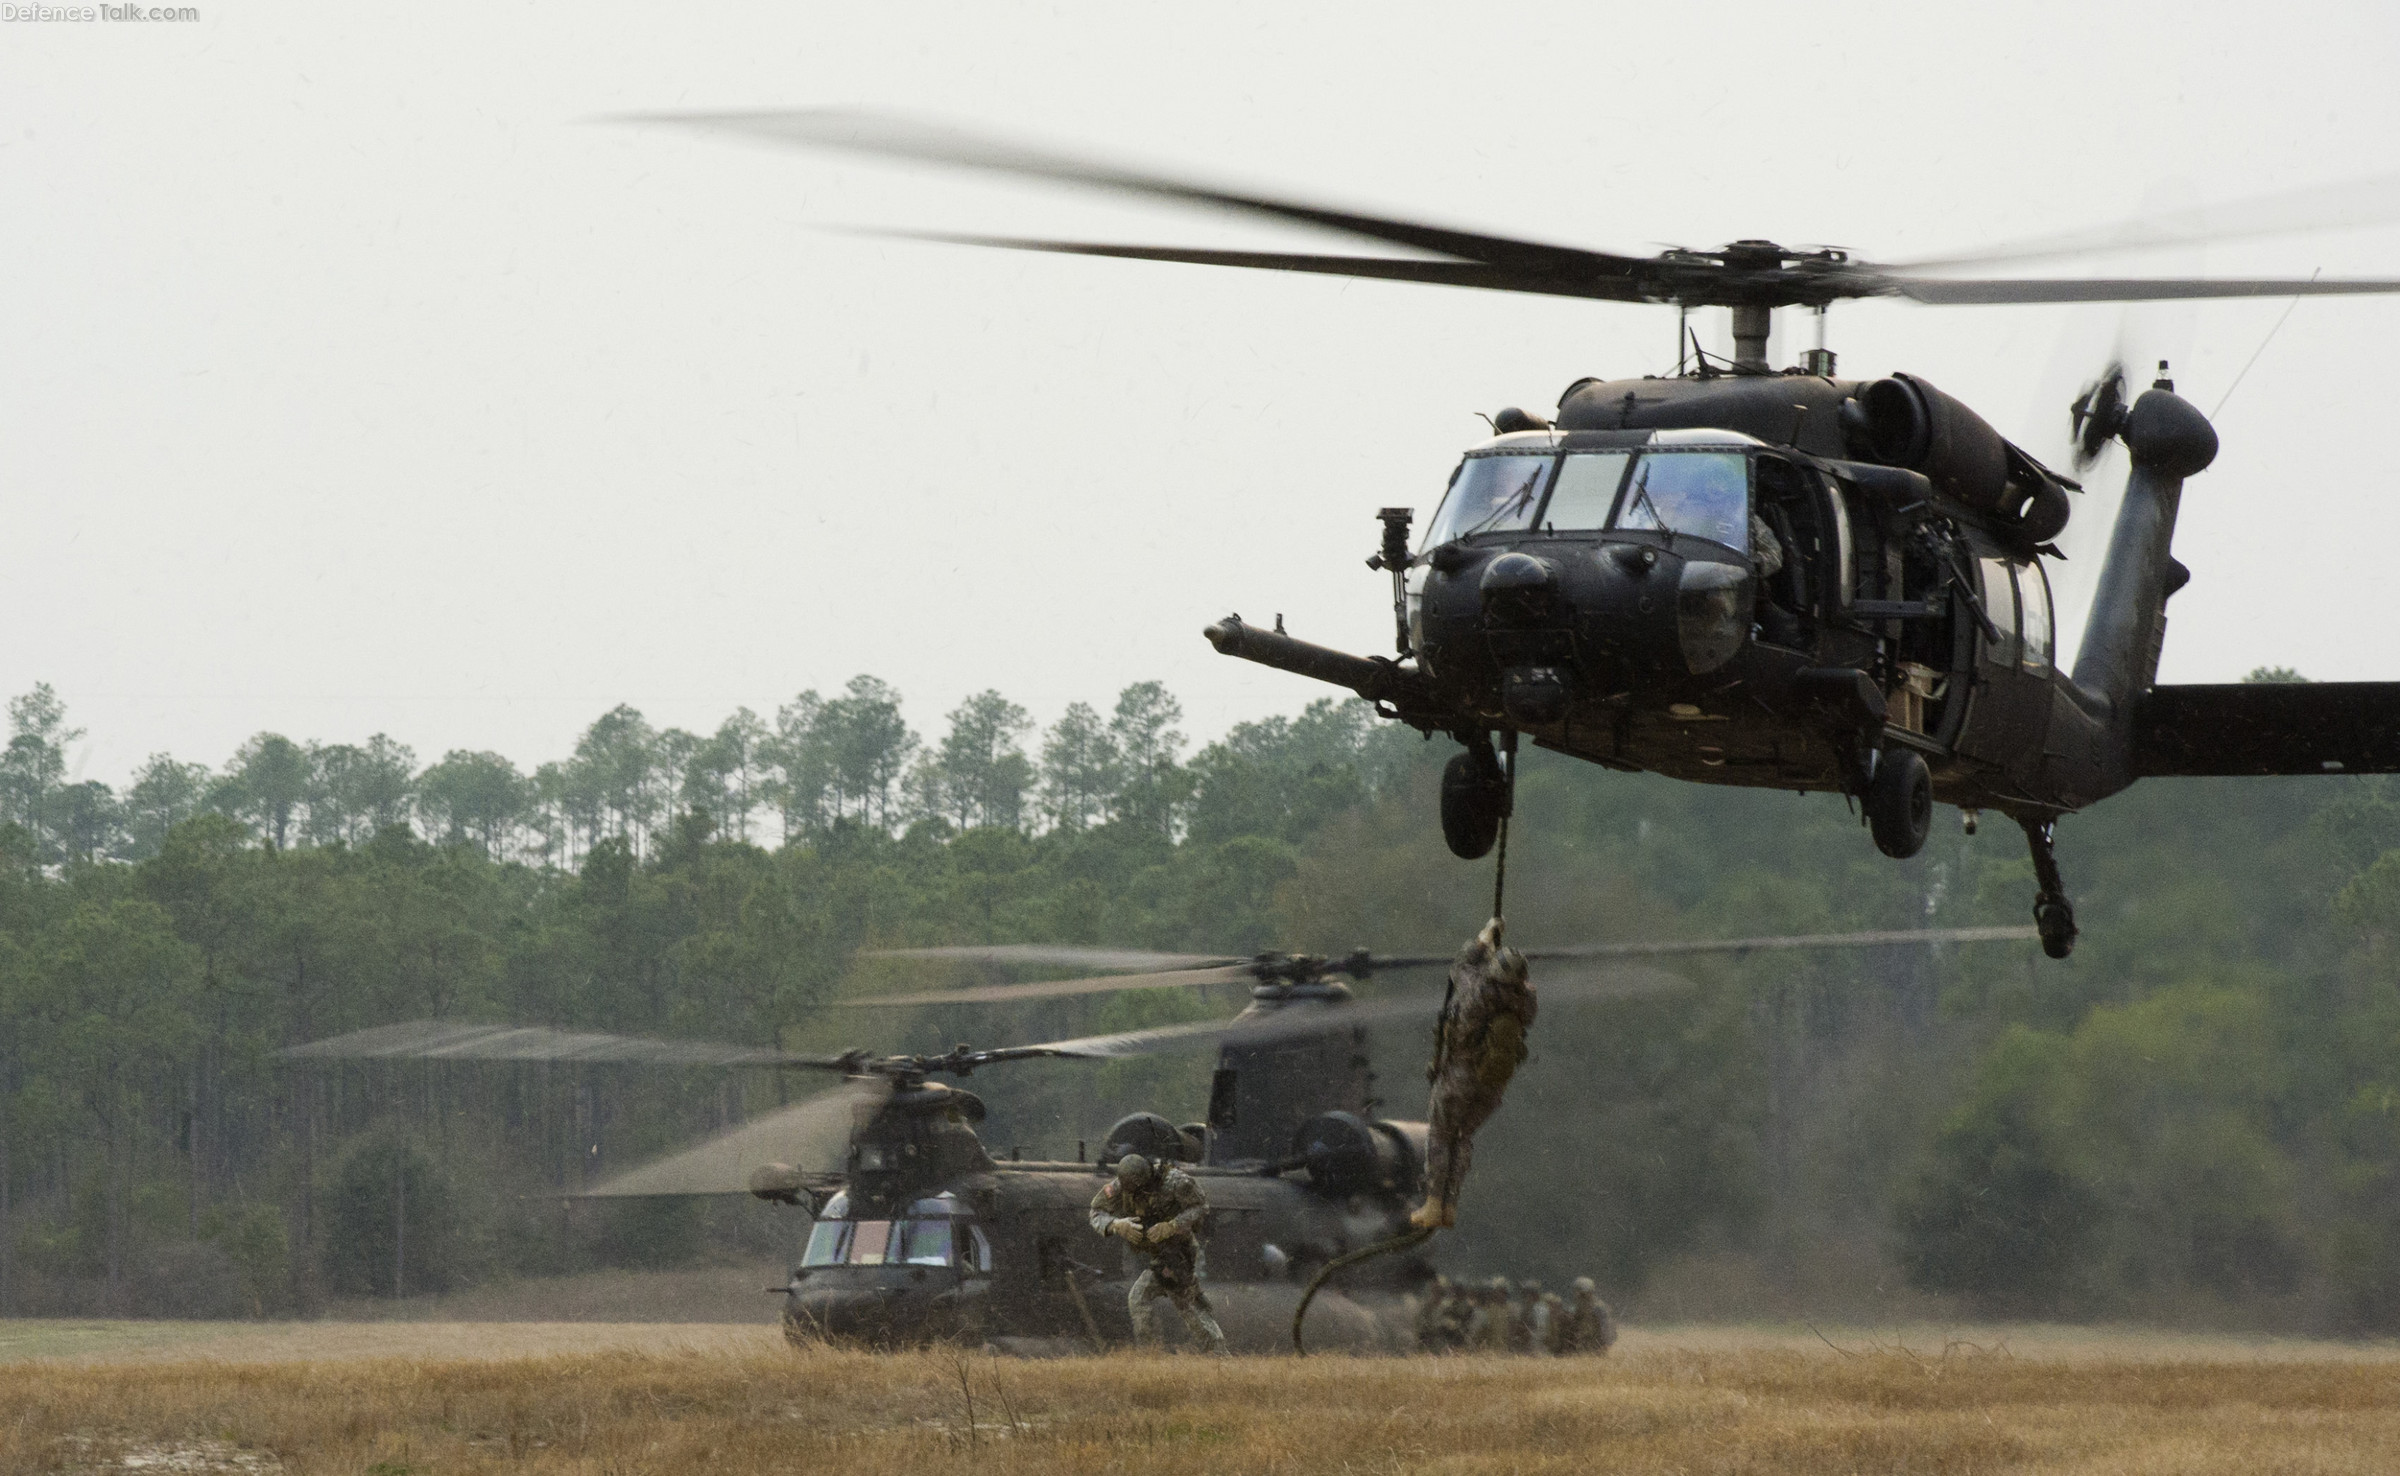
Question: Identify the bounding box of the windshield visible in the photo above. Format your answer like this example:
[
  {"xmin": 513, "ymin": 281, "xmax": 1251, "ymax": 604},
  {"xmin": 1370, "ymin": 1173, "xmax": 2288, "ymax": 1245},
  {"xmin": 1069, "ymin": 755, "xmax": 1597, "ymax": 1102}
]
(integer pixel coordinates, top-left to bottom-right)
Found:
[
  {"xmin": 799, "ymin": 1210, "xmax": 967, "ymax": 1269},
  {"xmin": 1423, "ymin": 454, "xmax": 1553, "ymax": 547},
  {"xmin": 1612, "ymin": 452, "xmax": 1750, "ymax": 551},
  {"xmin": 1539, "ymin": 452, "xmax": 1632, "ymax": 530}
]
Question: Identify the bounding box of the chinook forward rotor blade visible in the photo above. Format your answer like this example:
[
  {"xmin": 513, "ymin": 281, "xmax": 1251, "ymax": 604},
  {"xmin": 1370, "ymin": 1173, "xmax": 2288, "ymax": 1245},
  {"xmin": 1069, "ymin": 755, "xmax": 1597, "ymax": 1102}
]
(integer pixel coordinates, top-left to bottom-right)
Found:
[
  {"xmin": 281, "ymin": 1020, "xmax": 812, "ymax": 1068},
  {"xmin": 862, "ymin": 944, "xmax": 1235, "ymax": 972},
  {"xmin": 630, "ymin": 109, "xmax": 1653, "ymax": 285},
  {"xmin": 1892, "ymin": 169, "xmax": 2400, "ymax": 273},
  {"xmin": 575, "ymin": 1077, "xmax": 890, "ymax": 1198}
]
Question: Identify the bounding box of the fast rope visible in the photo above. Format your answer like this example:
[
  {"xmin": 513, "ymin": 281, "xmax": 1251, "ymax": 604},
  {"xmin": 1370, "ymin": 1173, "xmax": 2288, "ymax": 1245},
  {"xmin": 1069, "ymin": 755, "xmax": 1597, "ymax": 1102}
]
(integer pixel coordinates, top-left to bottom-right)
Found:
[
  {"xmin": 1293, "ymin": 732, "xmax": 1521, "ymax": 1356},
  {"xmin": 1291, "ymin": 1226, "xmax": 1435, "ymax": 1355},
  {"xmin": 1491, "ymin": 731, "xmax": 1517, "ymax": 922}
]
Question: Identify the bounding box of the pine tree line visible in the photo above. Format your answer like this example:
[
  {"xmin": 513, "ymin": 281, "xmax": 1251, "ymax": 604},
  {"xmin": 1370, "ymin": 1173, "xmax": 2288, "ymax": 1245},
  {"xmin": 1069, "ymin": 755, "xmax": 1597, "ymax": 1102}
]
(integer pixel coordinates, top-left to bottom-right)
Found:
[{"xmin": 0, "ymin": 677, "xmax": 1331, "ymax": 871}]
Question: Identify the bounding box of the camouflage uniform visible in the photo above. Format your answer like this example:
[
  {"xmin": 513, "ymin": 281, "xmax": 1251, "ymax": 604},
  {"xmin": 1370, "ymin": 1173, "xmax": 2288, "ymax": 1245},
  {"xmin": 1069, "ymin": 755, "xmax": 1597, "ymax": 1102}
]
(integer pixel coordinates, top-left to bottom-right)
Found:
[
  {"xmin": 1089, "ymin": 1156, "xmax": 1228, "ymax": 1354},
  {"xmin": 1557, "ymin": 1277, "xmax": 1618, "ymax": 1355},
  {"xmin": 1411, "ymin": 918, "xmax": 1537, "ymax": 1229},
  {"xmin": 1413, "ymin": 1275, "xmax": 1456, "ymax": 1353},
  {"xmin": 1535, "ymin": 1288, "xmax": 1568, "ymax": 1356},
  {"xmin": 1516, "ymin": 1280, "xmax": 1556, "ymax": 1355},
  {"xmin": 1467, "ymin": 1277, "xmax": 1514, "ymax": 1352}
]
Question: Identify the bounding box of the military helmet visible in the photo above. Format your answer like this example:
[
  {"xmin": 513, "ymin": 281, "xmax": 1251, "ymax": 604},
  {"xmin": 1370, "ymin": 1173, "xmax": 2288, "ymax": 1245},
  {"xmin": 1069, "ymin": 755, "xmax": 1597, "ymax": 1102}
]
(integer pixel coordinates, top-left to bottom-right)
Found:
[
  {"xmin": 1572, "ymin": 1276, "xmax": 1597, "ymax": 1295},
  {"xmin": 1115, "ymin": 1152, "xmax": 1154, "ymax": 1186}
]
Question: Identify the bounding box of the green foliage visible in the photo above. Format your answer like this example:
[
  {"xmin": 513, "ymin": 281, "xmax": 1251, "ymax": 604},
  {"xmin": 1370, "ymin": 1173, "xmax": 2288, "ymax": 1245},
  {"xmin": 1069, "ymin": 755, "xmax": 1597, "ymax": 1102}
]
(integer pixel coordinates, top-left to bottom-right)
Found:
[
  {"xmin": 321, "ymin": 1133, "xmax": 461, "ymax": 1297},
  {"xmin": 1896, "ymin": 1027, "xmax": 2092, "ymax": 1310}
]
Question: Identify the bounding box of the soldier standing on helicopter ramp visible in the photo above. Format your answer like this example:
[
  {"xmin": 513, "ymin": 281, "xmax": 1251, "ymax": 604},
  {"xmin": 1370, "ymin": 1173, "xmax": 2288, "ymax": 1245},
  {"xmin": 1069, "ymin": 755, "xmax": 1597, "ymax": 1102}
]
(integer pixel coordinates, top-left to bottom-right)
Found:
[
  {"xmin": 1090, "ymin": 1151, "xmax": 1230, "ymax": 1354},
  {"xmin": 1409, "ymin": 917, "xmax": 1537, "ymax": 1230}
]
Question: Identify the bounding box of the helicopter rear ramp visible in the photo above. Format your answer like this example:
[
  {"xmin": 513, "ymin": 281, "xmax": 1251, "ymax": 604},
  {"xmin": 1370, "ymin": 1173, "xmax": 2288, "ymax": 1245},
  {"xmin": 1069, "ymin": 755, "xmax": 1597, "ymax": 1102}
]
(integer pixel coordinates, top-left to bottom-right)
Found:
[{"xmin": 2132, "ymin": 682, "xmax": 2400, "ymax": 776}]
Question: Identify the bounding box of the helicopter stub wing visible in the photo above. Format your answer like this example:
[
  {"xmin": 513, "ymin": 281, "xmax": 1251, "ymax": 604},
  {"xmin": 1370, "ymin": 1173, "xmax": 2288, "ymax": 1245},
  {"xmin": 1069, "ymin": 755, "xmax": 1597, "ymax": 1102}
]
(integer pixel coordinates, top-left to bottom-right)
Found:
[
  {"xmin": 2134, "ymin": 682, "xmax": 2400, "ymax": 777},
  {"xmin": 575, "ymin": 1077, "xmax": 890, "ymax": 1198}
]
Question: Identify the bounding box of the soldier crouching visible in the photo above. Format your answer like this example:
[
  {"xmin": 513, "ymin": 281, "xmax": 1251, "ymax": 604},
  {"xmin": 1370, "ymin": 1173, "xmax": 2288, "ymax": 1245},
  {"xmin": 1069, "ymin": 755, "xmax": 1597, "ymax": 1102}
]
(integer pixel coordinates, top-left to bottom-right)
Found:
[{"xmin": 1090, "ymin": 1151, "xmax": 1229, "ymax": 1355}]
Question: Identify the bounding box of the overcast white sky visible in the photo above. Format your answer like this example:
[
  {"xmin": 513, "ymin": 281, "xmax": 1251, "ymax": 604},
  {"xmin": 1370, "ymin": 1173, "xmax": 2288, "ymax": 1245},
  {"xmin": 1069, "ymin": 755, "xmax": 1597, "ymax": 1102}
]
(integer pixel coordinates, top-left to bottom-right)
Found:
[{"xmin": 7, "ymin": 1, "xmax": 2400, "ymax": 784}]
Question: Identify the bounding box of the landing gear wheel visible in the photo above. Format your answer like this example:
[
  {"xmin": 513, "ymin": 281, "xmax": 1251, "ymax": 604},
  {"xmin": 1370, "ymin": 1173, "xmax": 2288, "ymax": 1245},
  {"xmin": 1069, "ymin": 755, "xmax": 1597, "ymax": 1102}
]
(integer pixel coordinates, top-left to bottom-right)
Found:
[
  {"xmin": 1865, "ymin": 747, "xmax": 1932, "ymax": 859},
  {"xmin": 1440, "ymin": 745, "xmax": 1506, "ymax": 860},
  {"xmin": 2034, "ymin": 895, "xmax": 2078, "ymax": 960}
]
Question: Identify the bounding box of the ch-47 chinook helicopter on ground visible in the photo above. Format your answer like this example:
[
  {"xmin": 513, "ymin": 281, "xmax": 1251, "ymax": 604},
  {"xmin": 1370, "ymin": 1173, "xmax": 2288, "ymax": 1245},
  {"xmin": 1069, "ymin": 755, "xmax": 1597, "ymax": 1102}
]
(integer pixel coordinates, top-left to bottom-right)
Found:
[
  {"xmin": 641, "ymin": 111, "xmax": 2400, "ymax": 961},
  {"xmin": 286, "ymin": 923, "xmax": 2032, "ymax": 1350}
]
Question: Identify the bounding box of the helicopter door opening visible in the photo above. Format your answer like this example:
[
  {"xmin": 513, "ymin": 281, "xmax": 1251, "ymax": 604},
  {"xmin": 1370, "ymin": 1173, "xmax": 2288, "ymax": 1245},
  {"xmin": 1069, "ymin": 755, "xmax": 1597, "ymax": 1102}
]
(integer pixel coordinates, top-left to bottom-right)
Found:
[
  {"xmin": 1752, "ymin": 457, "xmax": 1823, "ymax": 649},
  {"xmin": 1959, "ymin": 555, "xmax": 2052, "ymax": 766}
]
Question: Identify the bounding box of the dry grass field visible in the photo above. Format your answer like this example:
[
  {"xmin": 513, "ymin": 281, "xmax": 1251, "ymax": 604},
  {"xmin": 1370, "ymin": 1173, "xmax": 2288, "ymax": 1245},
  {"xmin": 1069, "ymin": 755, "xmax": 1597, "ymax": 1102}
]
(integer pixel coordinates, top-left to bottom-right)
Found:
[{"xmin": 6, "ymin": 1328, "xmax": 2400, "ymax": 1476}]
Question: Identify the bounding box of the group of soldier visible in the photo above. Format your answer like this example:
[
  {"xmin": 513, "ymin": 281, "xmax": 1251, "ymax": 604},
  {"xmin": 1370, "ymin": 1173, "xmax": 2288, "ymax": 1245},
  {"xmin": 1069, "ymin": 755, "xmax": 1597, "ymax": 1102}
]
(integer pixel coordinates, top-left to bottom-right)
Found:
[{"xmin": 1413, "ymin": 1273, "xmax": 1617, "ymax": 1356}]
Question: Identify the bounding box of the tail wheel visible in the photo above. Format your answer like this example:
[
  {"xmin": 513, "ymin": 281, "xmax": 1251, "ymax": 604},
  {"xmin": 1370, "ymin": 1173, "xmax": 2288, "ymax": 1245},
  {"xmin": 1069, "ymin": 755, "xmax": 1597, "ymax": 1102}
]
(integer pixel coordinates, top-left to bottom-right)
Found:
[
  {"xmin": 1440, "ymin": 746, "xmax": 1505, "ymax": 860},
  {"xmin": 1866, "ymin": 747, "xmax": 1932, "ymax": 859}
]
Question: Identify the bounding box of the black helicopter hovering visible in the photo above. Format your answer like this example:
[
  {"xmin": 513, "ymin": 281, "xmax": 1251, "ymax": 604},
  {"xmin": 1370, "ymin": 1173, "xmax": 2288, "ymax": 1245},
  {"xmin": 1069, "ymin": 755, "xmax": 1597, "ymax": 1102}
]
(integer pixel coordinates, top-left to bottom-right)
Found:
[
  {"xmin": 287, "ymin": 922, "xmax": 2033, "ymax": 1350},
  {"xmin": 641, "ymin": 112, "xmax": 2400, "ymax": 960}
]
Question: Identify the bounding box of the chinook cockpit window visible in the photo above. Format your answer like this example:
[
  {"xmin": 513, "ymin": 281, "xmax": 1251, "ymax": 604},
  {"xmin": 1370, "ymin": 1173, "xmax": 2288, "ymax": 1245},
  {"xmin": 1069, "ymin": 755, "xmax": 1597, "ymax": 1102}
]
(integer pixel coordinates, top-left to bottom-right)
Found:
[
  {"xmin": 1423, "ymin": 454, "xmax": 1554, "ymax": 547},
  {"xmin": 1611, "ymin": 451, "xmax": 1750, "ymax": 552}
]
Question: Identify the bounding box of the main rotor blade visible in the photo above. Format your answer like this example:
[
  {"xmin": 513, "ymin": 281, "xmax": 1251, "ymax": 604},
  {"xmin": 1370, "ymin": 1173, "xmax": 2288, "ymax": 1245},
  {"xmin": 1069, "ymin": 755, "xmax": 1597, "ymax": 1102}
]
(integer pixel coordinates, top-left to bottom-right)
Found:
[
  {"xmin": 1518, "ymin": 923, "xmax": 2040, "ymax": 959},
  {"xmin": 1025, "ymin": 965, "xmax": 1696, "ymax": 1060},
  {"xmin": 282, "ymin": 1020, "xmax": 803, "ymax": 1068},
  {"xmin": 842, "ymin": 964, "xmax": 1254, "ymax": 1008},
  {"xmin": 847, "ymin": 229, "xmax": 1654, "ymax": 302},
  {"xmin": 576, "ymin": 1078, "xmax": 889, "ymax": 1198},
  {"xmin": 628, "ymin": 109, "xmax": 1652, "ymax": 282},
  {"xmin": 861, "ymin": 944, "xmax": 1235, "ymax": 972},
  {"xmin": 1889, "ymin": 275, "xmax": 2400, "ymax": 306},
  {"xmin": 1893, "ymin": 170, "xmax": 2400, "ymax": 272}
]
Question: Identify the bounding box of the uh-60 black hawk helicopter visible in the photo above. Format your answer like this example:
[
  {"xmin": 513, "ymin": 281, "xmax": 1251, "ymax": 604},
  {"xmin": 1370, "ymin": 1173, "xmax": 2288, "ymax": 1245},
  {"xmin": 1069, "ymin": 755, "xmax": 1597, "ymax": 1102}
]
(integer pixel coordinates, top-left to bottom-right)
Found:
[{"xmin": 648, "ymin": 112, "xmax": 2400, "ymax": 960}]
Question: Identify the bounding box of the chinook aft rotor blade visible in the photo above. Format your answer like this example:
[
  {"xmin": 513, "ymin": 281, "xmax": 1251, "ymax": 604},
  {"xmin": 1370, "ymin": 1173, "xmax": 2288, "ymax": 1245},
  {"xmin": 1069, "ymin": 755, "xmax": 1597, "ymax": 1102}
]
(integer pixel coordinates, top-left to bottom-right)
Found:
[
  {"xmin": 631, "ymin": 109, "xmax": 1654, "ymax": 285},
  {"xmin": 575, "ymin": 1077, "xmax": 890, "ymax": 1198},
  {"xmin": 844, "ymin": 964, "xmax": 1255, "ymax": 1008},
  {"xmin": 1519, "ymin": 923, "xmax": 2040, "ymax": 961},
  {"xmin": 1023, "ymin": 965, "xmax": 1697, "ymax": 1060}
]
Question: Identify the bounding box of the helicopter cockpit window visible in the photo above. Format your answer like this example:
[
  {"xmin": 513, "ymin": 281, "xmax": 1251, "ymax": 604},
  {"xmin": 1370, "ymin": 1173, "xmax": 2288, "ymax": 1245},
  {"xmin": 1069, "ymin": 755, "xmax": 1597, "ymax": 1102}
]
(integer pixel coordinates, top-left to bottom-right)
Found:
[
  {"xmin": 847, "ymin": 1220, "xmax": 895, "ymax": 1266},
  {"xmin": 1611, "ymin": 452, "xmax": 1750, "ymax": 551},
  {"xmin": 801, "ymin": 1218, "xmax": 852, "ymax": 1268},
  {"xmin": 898, "ymin": 1217, "xmax": 955, "ymax": 1267},
  {"xmin": 2016, "ymin": 561, "xmax": 2054, "ymax": 673},
  {"xmin": 1537, "ymin": 452, "xmax": 1631, "ymax": 530},
  {"xmin": 1422, "ymin": 454, "xmax": 1554, "ymax": 547}
]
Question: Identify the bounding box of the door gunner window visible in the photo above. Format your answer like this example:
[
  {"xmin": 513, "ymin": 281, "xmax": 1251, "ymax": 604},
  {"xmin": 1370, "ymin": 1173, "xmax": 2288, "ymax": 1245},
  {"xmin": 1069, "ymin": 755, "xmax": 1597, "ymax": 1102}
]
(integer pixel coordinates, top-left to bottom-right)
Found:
[
  {"xmin": 1979, "ymin": 557, "xmax": 2019, "ymax": 665},
  {"xmin": 1422, "ymin": 454, "xmax": 1554, "ymax": 547},
  {"xmin": 2016, "ymin": 561, "xmax": 2054, "ymax": 673},
  {"xmin": 1612, "ymin": 452, "xmax": 1750, "ymax": 551},
  {"xmin": 1539, "ymin": 452, "xmax": 1631, "ymax": 530}
]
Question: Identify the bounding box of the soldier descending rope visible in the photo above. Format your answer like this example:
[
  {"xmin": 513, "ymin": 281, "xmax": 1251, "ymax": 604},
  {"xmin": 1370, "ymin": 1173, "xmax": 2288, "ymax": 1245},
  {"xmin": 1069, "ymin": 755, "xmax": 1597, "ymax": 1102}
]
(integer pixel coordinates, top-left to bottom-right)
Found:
[{"xmin": 1409, "ymin": 916, "xmax": 1537, "ymax": 1230}]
